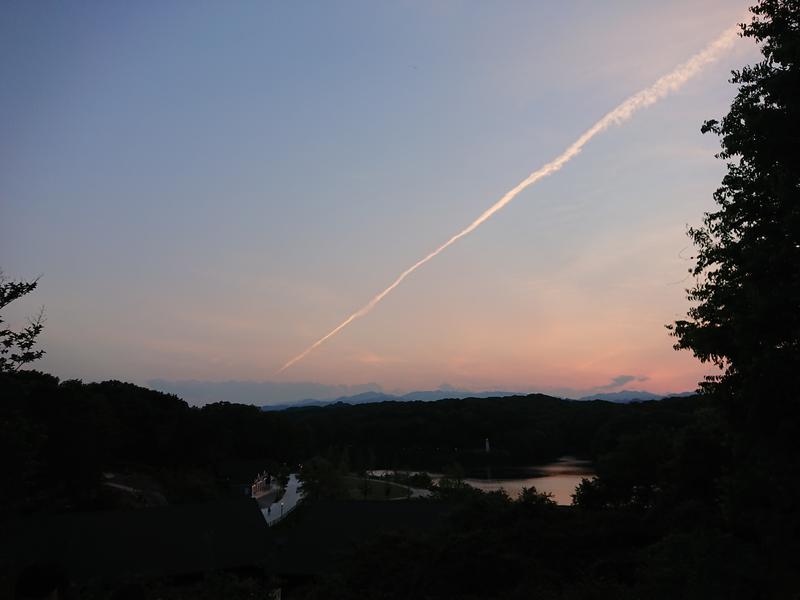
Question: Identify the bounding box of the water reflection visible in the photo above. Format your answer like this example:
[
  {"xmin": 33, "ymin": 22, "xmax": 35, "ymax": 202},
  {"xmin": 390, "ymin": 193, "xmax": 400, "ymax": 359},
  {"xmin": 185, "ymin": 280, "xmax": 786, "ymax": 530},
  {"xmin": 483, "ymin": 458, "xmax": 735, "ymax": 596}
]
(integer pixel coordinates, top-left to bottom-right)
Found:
[
  {"xmin": 456, "ymin": 456, "xmax": 594, "ymax": 504},
  {"xmin": 374, "ymin": 457, "xmax": 595, "ymax": 506},
  {"xmin": 461, "ymin": 456, "xmax": 595, "ymax": 505}
]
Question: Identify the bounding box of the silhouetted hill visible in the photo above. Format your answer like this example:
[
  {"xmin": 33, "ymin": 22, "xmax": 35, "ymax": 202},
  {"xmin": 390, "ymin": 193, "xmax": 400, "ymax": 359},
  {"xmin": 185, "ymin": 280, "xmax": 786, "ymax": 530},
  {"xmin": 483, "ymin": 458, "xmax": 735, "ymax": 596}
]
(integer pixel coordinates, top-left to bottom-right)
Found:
[
  {"xmin": 401, "ymin": 389, "xmax": 520, "ymax": 402},
  {"xmin": 578, "ymin": 389, "xmax": 694, "ymax": 403},
  {"xmin": 147, "ymin": 379, "xmax": 383, "ymax": 407},
  {"xmin": 261, "ymin": 389, "xmax": 522, "ymax": 411}
]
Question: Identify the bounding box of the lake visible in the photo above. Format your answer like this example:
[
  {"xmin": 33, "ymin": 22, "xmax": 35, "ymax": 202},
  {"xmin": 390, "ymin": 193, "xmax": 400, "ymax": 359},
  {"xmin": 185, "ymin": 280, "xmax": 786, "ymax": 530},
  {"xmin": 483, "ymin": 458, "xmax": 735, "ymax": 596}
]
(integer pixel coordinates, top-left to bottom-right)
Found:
[
  {"xmin": 458, "ymin": 456, "xmax": 595, "ymax": 505},
  {"xmin": 373, "ymin": 456, "xmax": 595, "ymax": 505}
]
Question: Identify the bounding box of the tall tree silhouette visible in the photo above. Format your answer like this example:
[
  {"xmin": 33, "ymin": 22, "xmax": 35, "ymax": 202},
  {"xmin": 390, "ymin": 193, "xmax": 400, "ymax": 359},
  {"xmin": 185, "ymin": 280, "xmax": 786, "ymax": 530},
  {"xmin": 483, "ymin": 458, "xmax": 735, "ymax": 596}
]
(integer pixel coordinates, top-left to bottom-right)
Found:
[
  {"xmin": 0, "ymin": 271, "xmax": 45, "ymax": 372},
  {"xmin": 670, "ymin": 1, "xmax": 800, "ymax": 436}
]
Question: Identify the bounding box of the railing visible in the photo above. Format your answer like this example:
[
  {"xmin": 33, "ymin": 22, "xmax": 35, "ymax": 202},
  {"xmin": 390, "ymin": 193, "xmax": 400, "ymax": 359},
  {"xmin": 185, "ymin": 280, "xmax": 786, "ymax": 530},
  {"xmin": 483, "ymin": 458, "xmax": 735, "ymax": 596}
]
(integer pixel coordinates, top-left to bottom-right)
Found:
[{"xmin": 261, "ymin": 474, "xmax": 303, "ymax": 526}]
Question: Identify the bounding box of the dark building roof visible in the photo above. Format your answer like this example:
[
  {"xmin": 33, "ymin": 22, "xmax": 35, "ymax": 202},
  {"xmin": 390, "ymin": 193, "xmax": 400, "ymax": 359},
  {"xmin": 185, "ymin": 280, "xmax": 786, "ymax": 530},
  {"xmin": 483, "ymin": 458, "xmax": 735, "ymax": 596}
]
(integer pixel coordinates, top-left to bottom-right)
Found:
[{"xmin": 1, "ymin": 497, "xmax": 271, "ymax": 583}]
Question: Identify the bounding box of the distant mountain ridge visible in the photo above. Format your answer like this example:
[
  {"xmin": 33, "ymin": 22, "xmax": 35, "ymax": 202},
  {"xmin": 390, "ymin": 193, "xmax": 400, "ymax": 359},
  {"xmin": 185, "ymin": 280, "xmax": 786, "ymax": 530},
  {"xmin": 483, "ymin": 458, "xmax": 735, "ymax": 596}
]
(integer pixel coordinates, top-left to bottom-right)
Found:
[
  {"xmin": 578, "ymin": 390, "xmax": 695, "ymax": 403},
  {"xmin": 260, "ymin": 388, "xmax": 694, "ymax": 411},
  {"xmin": 149, "ymin": 379, "xmax": 693, "ymax": 409},
  {"xmin": 260, "ymin": 389, "xmax": 521, "ymax": 411}
]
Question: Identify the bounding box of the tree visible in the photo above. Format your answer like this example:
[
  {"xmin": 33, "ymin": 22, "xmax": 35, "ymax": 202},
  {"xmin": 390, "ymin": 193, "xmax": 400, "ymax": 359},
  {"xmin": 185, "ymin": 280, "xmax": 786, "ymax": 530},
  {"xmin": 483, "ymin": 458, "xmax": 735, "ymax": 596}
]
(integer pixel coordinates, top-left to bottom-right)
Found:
[
  {"xmin": 670, "ymin": 1, "xmax": 800, "ymax": 435},
  {"xmin": 517, "ymin": 485, "xmax": 555, "ymax": 508},
  {"xmin": 0, "ymin": 271, "xmax": 45, "ymax": 372},
  {"xmin": 298, "ymin": 456, "xmax": 348, "ymax": 501}
]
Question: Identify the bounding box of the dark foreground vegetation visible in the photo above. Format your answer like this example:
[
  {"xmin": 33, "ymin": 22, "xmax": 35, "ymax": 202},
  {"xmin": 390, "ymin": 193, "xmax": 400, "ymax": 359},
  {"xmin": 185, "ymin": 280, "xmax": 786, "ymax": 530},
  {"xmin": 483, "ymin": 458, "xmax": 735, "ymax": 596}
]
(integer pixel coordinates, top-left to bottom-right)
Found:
[
  {"xmin": 2, "ymin": 371, "xmax": 780, "ymax": 598},
  {"xmin": 1, "ymin": 1, "xmax": 798, "ymax": 597},
  {"xmin": 0, "ymin": 369, "xmax": 705, "ymax": 514},
  {"xmin": 1, "ymin": 370, "xmax": 795, "ymax": 598}
]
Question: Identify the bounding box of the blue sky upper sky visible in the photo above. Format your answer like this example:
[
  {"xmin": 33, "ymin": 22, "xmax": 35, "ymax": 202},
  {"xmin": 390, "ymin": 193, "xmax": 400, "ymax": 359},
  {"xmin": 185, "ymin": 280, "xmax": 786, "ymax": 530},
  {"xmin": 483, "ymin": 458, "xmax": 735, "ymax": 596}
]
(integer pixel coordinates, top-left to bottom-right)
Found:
[{"xmin": 1, "ymin": 2, "xmax": 758, "ymax": 402}]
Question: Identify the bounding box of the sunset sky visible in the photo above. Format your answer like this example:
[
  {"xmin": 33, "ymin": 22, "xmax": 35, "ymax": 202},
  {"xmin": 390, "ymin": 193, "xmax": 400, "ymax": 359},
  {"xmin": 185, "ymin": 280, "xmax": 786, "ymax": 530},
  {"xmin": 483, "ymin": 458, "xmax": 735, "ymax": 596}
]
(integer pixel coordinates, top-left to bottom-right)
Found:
[{"xmin": 1, "ymin": 2, "xmax": 759, "ymax": 403}]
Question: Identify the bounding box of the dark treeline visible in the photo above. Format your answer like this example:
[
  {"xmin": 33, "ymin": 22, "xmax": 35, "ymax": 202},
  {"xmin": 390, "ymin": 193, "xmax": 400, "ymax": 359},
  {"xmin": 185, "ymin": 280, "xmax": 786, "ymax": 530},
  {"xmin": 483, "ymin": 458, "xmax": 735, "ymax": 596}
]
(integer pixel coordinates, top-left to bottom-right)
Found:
[
  {"xmin": 3, "ymin": 367, "xmax": 793, "ymax": 597},
  {"xmin": 0, "ymin": 369, "xmax": 702, "ymax": 515},
  {"xmin": 279, "ymin": 392, "xmax": 702, "ymax": 472},
  {"xmin": 1, "ymin": 371, "xmax": 290, "ymax": 514}
]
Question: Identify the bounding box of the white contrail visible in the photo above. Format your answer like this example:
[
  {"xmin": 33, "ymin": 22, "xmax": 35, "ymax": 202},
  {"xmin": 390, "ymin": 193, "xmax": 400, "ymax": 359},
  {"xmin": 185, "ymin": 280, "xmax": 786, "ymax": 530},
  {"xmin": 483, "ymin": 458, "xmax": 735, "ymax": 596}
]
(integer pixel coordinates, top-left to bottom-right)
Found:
[{"xmin": 278, "ymin": 23, "xmax": 741, "ymax": 373}]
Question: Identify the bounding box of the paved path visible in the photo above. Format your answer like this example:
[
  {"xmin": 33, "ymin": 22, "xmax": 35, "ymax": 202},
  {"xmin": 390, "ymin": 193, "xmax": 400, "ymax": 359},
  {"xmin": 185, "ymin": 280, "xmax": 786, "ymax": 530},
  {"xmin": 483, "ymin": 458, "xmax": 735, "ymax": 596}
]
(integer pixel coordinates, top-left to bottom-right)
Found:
[
  {"xmin": 369, "ymin": 478, "xmax": 432, "ymax": 499},
  {"xmin": 260, "ymin": 474, "xmax": 302, "ymax": 525},
  {"xmin": 346, "ymin": 476, "xmax": 433, "ymax": 500},
  {"xmin": 405, "ymin": 484, "xmax": 432, "ymax": 499},
  {"xmin": 254, "ymin": 484, "xmax": 281, "ymax": 508}
]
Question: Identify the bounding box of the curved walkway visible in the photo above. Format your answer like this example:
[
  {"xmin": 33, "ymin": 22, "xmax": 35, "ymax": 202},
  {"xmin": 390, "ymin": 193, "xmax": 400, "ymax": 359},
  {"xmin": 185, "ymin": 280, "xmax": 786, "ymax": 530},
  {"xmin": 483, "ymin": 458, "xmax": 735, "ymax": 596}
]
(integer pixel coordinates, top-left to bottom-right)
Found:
[
  {"xmin": 260, "ymin": 474, "xmax": 302, "ymax": 526},
  {"xmin": 364, "ymin": 477, "xmax": 432, "ymax": 499}
]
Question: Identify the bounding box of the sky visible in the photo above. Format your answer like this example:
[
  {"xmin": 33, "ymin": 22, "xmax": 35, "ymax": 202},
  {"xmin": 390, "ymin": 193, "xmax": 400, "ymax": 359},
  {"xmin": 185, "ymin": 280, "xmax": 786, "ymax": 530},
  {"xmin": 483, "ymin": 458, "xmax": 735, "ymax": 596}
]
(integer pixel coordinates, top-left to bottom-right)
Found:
[{"xmin": 1, "ymin": 2, "xmax": 759, "ymax": 404}]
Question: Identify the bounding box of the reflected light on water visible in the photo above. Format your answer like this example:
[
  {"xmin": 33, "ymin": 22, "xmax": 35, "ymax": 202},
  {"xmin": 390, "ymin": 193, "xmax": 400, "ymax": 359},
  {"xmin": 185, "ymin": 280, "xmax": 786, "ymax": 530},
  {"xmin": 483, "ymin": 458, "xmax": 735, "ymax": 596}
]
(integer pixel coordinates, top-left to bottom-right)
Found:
[
  {"xmin": 461, "ymin": 457, "xmax": 596, "ymax": 505},
  {"xmin": 374, "ymin": 457, "xmax": 596, "ymax": 506}
]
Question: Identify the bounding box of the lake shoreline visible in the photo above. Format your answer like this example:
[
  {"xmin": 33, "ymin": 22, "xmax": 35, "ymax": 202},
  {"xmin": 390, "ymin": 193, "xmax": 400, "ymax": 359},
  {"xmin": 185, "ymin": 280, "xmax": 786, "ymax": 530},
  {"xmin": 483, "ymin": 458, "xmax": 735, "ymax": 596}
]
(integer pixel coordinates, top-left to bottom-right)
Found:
[{"xmin": 372, "ymin": 456, "xmax": 596, "ymax": 505}]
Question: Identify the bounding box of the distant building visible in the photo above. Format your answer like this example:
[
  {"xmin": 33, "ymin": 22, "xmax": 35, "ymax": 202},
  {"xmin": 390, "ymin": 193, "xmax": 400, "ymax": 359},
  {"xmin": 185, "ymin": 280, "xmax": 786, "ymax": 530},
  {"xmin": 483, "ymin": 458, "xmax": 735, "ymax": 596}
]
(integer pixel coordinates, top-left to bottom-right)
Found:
[{"xmin": 251, "ymin": 472, "xmax": 271, "ymax": 498}]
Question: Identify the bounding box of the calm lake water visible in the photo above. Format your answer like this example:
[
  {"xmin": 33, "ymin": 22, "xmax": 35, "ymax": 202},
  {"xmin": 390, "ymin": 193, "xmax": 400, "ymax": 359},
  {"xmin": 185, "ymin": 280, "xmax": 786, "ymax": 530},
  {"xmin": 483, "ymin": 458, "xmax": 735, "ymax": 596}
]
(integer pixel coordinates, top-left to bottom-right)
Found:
[
  {"xmin": 374, "ymin": 456, "xmax": 595, "ymax": 505},
  {"xmin": 458, "ymin": 457, "xmax": 595, "ymax": 505}
]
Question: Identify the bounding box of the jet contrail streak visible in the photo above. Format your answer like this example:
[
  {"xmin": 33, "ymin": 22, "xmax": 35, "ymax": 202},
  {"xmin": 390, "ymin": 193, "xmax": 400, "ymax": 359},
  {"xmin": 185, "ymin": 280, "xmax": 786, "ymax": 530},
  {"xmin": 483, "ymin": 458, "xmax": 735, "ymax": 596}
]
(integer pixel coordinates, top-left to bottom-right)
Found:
[{"xmin": 278, "ymin": 23, "xmax": 741, "ymax": 373}]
